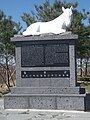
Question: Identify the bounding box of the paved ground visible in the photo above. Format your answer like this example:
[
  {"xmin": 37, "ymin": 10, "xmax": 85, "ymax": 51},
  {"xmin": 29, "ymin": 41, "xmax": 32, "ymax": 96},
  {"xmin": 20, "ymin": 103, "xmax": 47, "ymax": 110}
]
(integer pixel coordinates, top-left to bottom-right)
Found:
[{"xmin": 0, "ymin": 98, "xmax": 90, "ymax": 120}]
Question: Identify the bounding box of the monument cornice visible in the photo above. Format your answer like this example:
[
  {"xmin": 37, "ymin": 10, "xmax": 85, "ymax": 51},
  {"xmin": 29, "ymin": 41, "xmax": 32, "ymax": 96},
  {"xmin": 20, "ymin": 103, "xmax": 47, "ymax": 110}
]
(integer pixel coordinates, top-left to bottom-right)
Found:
[{"xmin": 11, "ymin": 32, "xmax": 78, "ymax": 42}]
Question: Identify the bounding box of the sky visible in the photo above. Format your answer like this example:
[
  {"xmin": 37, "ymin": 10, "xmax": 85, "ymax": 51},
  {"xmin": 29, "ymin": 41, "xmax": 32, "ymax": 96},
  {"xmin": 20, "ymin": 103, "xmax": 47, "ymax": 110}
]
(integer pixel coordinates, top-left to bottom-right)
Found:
[{"xmin": 0, "ymin": 0, "xmax": 90, "ymax": 31}]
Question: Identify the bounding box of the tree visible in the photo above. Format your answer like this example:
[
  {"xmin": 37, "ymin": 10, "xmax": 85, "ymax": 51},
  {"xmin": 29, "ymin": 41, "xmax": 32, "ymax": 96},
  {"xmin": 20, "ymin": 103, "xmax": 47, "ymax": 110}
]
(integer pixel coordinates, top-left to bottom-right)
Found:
[
  {"xmin": 21, "ymin": 13, "xmax": 36, "ymax": 27},
  {"xmin": 71, "ymin": 9, "xmax": 90, "ymax": 76},
  {"xmin": 21, "ymin": 0, "xmax": 78, "ymax": 26},
  {"xmin": 0, "ymin": 10, "xmax": 22, "ymax": 90}
]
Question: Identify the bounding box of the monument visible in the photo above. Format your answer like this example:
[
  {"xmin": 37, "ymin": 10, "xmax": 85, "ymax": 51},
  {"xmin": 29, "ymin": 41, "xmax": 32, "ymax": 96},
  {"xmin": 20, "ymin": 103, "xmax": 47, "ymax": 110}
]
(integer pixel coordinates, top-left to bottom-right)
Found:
[{"xmin": 4, "ymin": 7, "xmax": 90, "ymax": 110}]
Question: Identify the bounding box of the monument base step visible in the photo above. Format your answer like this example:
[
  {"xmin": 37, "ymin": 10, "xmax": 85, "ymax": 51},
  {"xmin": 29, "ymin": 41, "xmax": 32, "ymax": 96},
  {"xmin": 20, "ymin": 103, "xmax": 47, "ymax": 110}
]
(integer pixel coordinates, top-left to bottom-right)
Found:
[
  {"xmin": 4, "ymin": 93, "xmax": 87, "ymax": 110},
  {"xmin": 11, "ymin": 87, "xmax": 85, "ymax": 94}
]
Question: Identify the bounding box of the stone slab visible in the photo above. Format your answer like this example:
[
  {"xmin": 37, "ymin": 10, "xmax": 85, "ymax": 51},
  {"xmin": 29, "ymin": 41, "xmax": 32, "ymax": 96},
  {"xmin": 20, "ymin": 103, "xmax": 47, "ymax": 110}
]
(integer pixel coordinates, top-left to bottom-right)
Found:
[
  {"xmin": 11, "ymin": 87, "xmax": 85, "ymax": 94},
  {"xmin": 57, "ymin": 96, "xmax": 85, "ymax": 110},
  {"xmin": 4, "ymin": 93, "xmax": 87, "ymax": 110},
  {"xmin": 4, "ymin": 95, "xmax": 29, "ymax": 109},
  {"xmin": 11, "ymin": 33, "xmax": 78, "ymax": 42},
  {"xmin": 20, "ymin": 78, "xmax": 70, "ymax": 87},
  {"xmin": 30, "ymin": 96, "xmax": 56, "ymax": 109}
]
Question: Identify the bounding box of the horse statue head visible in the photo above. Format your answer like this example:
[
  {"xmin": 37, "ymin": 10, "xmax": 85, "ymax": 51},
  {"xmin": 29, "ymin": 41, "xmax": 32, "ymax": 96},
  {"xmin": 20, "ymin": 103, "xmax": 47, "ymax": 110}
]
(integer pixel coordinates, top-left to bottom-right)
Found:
[{"xmin": 62, "ymin": 6, "xmax": 73, "ymax": 28}]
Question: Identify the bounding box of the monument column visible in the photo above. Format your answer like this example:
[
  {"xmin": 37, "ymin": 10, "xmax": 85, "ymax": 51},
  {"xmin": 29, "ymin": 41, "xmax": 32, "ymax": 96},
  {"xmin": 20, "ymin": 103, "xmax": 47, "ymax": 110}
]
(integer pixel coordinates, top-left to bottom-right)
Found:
[
  {"xmin": 69, "ymin": 45, "xmax": 76, "ymax": 87},
  {"xmin": 15, "ymin": 43, "xmax": 22, "ymax": 87}
]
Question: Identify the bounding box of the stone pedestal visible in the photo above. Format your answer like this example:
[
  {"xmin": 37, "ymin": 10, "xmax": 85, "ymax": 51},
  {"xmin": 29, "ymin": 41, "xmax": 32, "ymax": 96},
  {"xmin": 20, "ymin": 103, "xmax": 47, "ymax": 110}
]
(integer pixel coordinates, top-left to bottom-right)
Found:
[{"xmin": 4, "ymin": 33, "xmax": 89, "ymax": 110}]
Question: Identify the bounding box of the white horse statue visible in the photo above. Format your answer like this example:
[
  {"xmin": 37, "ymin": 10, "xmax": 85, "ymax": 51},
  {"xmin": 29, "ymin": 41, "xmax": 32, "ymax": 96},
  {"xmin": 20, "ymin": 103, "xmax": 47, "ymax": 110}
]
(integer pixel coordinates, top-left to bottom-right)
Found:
[{"xmin": 23, "ymin": 6, "xmax": 73, "ymax": 36}]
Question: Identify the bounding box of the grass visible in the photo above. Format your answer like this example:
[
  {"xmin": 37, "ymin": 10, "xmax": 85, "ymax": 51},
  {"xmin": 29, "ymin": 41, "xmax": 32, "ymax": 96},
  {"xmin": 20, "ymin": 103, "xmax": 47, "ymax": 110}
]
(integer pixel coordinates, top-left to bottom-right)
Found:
[
  {"xmin": 77, "ymin": 75, "xmax": 90, "ymax": 93},
  {"xmin": 0, "ymin": 84, "xmax": 9, "ymax": 97},
  {"xmin": 80, "ymin": 82, "xmax": 90, "ymax": 93}
]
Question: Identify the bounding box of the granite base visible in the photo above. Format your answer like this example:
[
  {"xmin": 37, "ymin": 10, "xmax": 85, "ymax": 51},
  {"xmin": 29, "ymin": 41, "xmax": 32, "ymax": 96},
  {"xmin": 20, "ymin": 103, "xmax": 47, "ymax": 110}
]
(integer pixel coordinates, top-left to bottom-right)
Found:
[{"xmin": 4, "ymin": 93, "xmax": 87, "ymax": 110}]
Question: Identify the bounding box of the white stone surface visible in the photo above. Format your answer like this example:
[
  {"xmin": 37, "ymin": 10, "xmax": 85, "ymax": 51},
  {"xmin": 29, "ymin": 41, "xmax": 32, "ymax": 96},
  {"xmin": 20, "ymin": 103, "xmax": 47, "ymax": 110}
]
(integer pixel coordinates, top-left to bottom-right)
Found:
[
  {"xmin": 0, "ymin": 98, "xmax": 90, "ymax": 120},
  {"xmin": 23, "ymin": 6, "xmax": 73, "ymax": 36}
]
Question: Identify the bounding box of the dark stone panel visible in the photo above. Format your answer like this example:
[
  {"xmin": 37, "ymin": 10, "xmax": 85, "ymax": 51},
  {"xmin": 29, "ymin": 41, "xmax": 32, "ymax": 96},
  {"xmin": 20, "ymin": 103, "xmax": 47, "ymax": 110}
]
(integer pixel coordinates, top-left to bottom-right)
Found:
[
  {"xmin": 21, "ymin": 70, "xmax": 70, "ymax": 78},
  {"xmin": 45, "ymin": 44, "xmax": 69, "ymax": 66},
  {"xmin": 21, "ymin": 43, "xmax": 69, "ymax": 67},
  {"xmin": 21, "ymin": 45, "xmax": 44, "ymax": 67}
]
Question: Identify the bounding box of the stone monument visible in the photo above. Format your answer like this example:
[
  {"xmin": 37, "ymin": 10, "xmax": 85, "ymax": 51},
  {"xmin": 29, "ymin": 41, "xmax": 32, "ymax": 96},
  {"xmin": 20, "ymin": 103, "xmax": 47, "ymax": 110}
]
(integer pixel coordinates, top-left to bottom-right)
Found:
[
  {"xmin": 4, "ymin": 6, "xmax": 90, "ymax": 110},
  {"xmin": 4, "ymin": 33, "xmax": 90, "ymax": 110}
]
